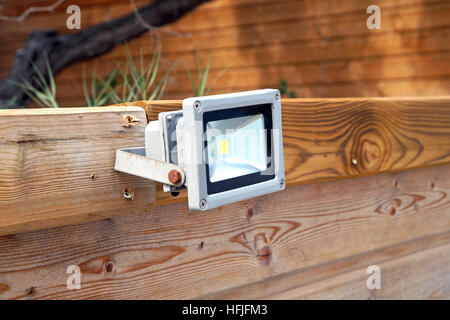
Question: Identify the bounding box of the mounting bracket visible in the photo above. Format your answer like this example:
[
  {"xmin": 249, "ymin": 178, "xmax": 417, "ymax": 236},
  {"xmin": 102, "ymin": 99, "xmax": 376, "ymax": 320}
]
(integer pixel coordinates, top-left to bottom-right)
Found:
[{"xmin": 114, "ymin": 147, "xmax": 185, "ymax": 187}]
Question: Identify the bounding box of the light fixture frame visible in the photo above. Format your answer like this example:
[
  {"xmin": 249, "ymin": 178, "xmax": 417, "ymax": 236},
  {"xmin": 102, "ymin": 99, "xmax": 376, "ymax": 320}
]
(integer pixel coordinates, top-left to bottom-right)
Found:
[{"xmin": 180, "ymin": 89, "xmax": 285, "ymax": 211}]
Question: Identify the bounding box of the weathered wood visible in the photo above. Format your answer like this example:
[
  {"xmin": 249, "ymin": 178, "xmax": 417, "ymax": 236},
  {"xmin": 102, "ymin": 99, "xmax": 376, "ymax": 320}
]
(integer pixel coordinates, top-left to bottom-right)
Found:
[
  {"xmin": 199, "ymin": 231, "xmax": 450, "ymax": 299},
  {"xmin": 0, "ymin": 107, "xmax": 155, "ymax": 236},
  {"xmin": 119, "ymin": 97, "xmax": 450, "ymax": 203},
  {"xmin": 0, "ymin": 97, "xmax": 448, "ymax": 235},
  {"xmin": 0, "ymin": 164, "xmax": 448, "ymax": 299},
  {"xmin": 269, "ymin": 242, "xmax": 450, "ymax": 299}
]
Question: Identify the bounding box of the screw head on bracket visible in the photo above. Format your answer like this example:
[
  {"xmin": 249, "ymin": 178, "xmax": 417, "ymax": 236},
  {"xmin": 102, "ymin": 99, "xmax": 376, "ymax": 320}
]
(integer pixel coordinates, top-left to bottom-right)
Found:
[
  {"xmin": 193, "ymin": 100, "xmax": 201, "ymax": 112},
  {"xmin": 275, "ymin": 92, "xmax": 280, "ymax": 101},
  {"xmin": 199, "ymin": 199, "xmax": 207, "ymax": 210},
  {"xmin": 168, "ymin": 169, "xmax": 181, "ymax": 184}
]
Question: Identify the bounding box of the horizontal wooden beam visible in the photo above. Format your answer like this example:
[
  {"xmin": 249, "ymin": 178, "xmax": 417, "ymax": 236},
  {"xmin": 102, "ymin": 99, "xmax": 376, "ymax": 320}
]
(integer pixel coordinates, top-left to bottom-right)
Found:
[
  {"xmin": 0, "ymin": 97, "xmax": 449, "ymax": 236},
  {"xmin": 0, "ymin": 107, "xmax": 155, "ymax": 236},
  {"xmin": 0, "ymin": 164, "xmax": 448, "ymax": 299},
  {"xmin": 119, "ymin": 97, "xmax": 450, "ymax": 203},
  {"xmin": 148, "ymin": 97, "xmax": 450, "ymax": 183},
  {"xmin": 200, "ymin": 231, "xmax": 450, "ymax": 299}
]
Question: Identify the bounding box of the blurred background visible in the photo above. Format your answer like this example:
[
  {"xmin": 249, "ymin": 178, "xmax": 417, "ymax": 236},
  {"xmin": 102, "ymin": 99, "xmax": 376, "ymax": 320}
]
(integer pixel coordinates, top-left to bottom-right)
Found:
[{"xmin": 0, "ymin": 0, "xmax": 449, "ymax": 108}]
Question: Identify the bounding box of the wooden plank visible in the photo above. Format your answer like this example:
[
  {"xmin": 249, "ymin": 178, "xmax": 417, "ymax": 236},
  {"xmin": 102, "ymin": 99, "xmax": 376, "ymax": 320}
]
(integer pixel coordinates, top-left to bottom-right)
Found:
[
  {"xmin": 198, "ymin": 231, "xmax": 450, "ymax": 299},
  {"xmin": 2, "ymin": 1, "xmax": 449, "ymax": 59},
  {"xmin": 0, "ymin": 107, "xmax": 155, "ymax": 236},
  {"xmin": 0, "ymin": 164, "xmax": 448, "ymax": 299},
  {"xmin": 42, "ymin": 26, "xmax": 450, "ymax": 84},
  {"xmin": 7, "ymin": 96, "xmax": 449, "ymax": 235},
  {"xmin": 55, "ymin": 77, "xmax": 450, "ymax": 107},
  {"xmin": 115, "ymin": 97, "xmax": 450, "ymax": 202},
  {"xmin": 34, "ymin": 28, "xmax": 450, "ymax": 104},
  {"xmin": 1, "ymin": 0, "xmax": 449, "ymax": 69},
  {"xmin": 268, "ymin": 243, "xmax": 450, "ymax": 299},
  {"xmin": 52, "ymin": 51, "xmax": 450, "ymax": 96},
  {"xmin": 0, "ymin": 0, "xmax": 442, "ymax": 36},
  {"xmin": 1, "ymin": 1, "xmax": 449, "ymax": 102}
]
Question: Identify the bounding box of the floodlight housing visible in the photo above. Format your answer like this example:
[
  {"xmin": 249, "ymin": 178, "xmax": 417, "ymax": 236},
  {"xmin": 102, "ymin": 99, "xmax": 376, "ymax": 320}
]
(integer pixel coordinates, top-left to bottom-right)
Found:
[{"xmin": 115, "ymin": 89, "xmax": 285, "ymax": 211}]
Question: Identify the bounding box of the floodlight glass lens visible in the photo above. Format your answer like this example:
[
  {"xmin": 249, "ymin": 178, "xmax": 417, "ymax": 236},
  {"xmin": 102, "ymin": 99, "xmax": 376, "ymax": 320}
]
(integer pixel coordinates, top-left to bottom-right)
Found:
[{"xmin": 206, "ymin": 114, "xmax": 267, "ymax": 182}]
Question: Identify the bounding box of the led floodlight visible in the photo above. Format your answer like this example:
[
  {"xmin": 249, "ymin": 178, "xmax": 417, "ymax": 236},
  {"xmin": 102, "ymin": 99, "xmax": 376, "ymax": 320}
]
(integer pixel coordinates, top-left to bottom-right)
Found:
[{"xmin": 115, "ymin": 89, "xmax": 285, "ymax": 211}]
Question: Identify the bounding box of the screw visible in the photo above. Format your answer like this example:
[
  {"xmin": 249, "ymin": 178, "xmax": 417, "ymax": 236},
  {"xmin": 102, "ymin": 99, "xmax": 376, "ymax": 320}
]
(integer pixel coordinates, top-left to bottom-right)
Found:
[
  {"xmin": 193, "ymin": 100, "xmax": 201, "ymax": 112},
  {"xmin": 279, "ymin": 178, "xmax": 285, "ymax": 189},
  {"xmin": 351, "ymin": 158, "xmax": 358, "ymax": 166},
  {"xmin": 199, "ymin": 199, "xmax": 207, "ymax": 210},
  {"xmin": 122, "ymin": 187, "xmax": 134, "ymax": 200},
  {"xmin": 123, "ymin": 192, "xmax": 133, "ymax": 199},
  {"xmin": 168, "ymin": 169, "xmax": 181, "ymax": 184},
  {"xmin": 275, "ymin": 92, "xmax": 280, "ymax": 100}
]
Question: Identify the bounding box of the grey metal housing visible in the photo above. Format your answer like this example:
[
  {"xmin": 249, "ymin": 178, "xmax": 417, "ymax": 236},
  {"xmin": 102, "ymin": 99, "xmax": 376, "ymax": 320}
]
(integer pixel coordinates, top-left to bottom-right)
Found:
[{"xmin": 180, "ymin": 89, "xmax": 285, "ymax": 211}]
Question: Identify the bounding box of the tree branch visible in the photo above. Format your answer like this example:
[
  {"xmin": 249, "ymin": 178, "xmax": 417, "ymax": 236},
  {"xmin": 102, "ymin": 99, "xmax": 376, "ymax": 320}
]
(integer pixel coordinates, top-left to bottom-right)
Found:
[
  {"xmin": 0, "ymin": 0, "xmax": 65, "ymax": 23},
  {"xmin": 0, "ymin": 0, "xmax": 210, "ymax": 108}
]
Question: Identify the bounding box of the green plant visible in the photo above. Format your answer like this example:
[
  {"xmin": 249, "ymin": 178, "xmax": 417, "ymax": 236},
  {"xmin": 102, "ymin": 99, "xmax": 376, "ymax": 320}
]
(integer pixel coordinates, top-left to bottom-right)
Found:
[
  {"xmin": 184, "ymin": 50, "xmax": 228, "ymax": 96},
  {"xmin": 3, "ymin": 96, "xmax": 24, "ymax": 109},
  {"xmin": 112, "ymin": 43, "xmax": 174, "ymax": 103},
  {"xmin": 279, "ymin": 79, "xmax": 297, "ymax": 98},
  {"xmin": 7, "ymin": 52, "xmax": 59, "ymax": 108},
  {"xmin": 82, "ymin": 61, "xmax": 119, "ymax": 107},
  {"xmin": 83, "ymin": 44, "xmax": 174, "ymax": 106}
]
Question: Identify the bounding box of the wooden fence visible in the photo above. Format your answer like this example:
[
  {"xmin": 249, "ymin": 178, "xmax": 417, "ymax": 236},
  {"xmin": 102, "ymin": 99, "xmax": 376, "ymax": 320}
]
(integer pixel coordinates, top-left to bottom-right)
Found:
[
  {"xmin": 1, "ymin": 0, "xmax": 450, "ymax": 106},
  {"xmin": 0, "ymin": 97, "xmax": 449, "ymax": 299}
]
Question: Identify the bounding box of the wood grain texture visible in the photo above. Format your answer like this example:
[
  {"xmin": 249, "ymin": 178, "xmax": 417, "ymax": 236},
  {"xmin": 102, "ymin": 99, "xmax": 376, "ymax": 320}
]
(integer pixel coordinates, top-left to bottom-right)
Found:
[
  {"xmin": 0, "ymin": 107, "xmax": 155, "ymax": 236},
  {"xmin": 0, "ymin": 164, "xmax": 448, "ymax": 299},
  {"xmin": 119, "ymin": 97, "xmax": 450, "ymax": 203},
  {"xmin": 1, "ymin": 0, "xmax": 450, "ymax": 106},
  {"xmin": 0, "ymin": 96, "xmax": 448, "ymax": 235},
  {"xmin": 53, "ymin": 51, "xmax": 450, "ymax": 94},
  {"xmin": 268, "ymin": 242, "xmax": 450, "ymax": 299},
  {"xmin": 199, "ymin": 231, "xmax": 450, "ymax": 299}
]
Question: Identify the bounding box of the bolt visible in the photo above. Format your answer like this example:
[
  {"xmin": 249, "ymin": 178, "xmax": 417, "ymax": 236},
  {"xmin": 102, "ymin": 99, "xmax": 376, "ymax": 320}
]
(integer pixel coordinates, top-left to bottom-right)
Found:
[
  {"xmin": 168, "ymin": 169, "xmax": 181, "ymax": 184},
  {"xmin": 275, "ymin": 92, "xmax": 280, "ymax": 100},
  {"xmin": 199, "ymin": 199, "xmax": 207, "ymax": 210},
  {"xmin": 193, "ymin": 100, "xmax": 201, "ymax": 111},
  {"xmin": 351, "ymin": 158, "xmax": 358, "ymax": 166},
  {"xmin": 279, "ymin": 178, "xmax": 285, "ymax": 189}
]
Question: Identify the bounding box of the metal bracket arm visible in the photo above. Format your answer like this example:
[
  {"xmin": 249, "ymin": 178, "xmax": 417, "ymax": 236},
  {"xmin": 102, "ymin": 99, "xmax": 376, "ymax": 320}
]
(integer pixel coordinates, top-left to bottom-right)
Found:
[{"xmin": 114, "ymin": 148, "xmax": 185, "ymax": 187}]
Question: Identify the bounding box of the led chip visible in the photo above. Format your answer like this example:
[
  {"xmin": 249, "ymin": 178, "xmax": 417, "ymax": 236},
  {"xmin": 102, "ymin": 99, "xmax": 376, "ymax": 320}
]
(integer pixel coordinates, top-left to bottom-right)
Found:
[{"xmin": 218, "ymin": 139, "xmax": 229, "ymax": 155}]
